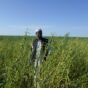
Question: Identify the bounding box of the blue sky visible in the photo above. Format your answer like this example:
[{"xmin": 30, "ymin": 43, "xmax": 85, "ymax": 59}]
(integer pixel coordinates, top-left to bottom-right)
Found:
[{"xmin": 0, "ymin": 0, "xmax": 88, "ymax": 37}]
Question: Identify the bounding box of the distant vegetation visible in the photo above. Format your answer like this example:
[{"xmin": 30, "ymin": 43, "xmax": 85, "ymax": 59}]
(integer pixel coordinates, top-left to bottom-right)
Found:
[{"xmin": 0, "ymin": 35, "xmax": 88, "ymax": 88}]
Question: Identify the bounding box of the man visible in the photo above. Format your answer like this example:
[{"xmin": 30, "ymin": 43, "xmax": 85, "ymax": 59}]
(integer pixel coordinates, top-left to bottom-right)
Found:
[
  {"xmin": 30, "ymin": 29, "xmax": 49, "ymax": 63},
  {"xmin": 30, "ymin": 29, "xmax": 49, "ymax": 88}
]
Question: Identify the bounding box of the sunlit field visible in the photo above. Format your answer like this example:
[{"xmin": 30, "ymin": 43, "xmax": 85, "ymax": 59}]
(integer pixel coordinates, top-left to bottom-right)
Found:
[{"xmin": 0, "ymin": 35, "xmax": 88, "ymax": 88}]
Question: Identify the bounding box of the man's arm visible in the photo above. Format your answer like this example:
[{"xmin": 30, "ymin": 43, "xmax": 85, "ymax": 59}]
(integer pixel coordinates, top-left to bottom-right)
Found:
[{"xmin": 43, "ymin": 38, "xmax": 50, "ymax": 61}]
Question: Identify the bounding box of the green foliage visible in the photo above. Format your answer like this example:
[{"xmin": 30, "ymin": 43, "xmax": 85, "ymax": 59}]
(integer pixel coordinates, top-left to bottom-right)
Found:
[{"xmin": 0, "ymin": 36, "xmax": 88, "ymax": 88}]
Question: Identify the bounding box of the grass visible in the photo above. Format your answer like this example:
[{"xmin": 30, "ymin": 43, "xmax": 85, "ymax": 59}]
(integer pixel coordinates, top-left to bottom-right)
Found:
[{"xmin": 0, "ymin": 35, "xmax": 88, "ymax": 88}]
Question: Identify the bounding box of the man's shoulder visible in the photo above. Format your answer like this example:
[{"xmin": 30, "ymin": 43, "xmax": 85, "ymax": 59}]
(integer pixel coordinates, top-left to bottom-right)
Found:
[
  {"xmin": 32, "ymin": 37, "xmax": 48, "ymax": 43},
  {"xmin": 42, "ymin": 37, "xmax": 48, "ymax": 43}
]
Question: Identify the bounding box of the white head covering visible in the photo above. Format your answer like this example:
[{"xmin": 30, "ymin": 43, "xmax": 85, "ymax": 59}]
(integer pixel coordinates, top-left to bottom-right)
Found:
[{"xmin": 35, "ymin": 29, "xmax": 42, "ymax": 33}]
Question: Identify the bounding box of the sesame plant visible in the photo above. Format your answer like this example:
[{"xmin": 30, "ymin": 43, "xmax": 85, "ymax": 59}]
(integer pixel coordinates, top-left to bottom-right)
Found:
[{"xmin": 0, "ymin": 35, "xmax": 88, "ymax": 88}]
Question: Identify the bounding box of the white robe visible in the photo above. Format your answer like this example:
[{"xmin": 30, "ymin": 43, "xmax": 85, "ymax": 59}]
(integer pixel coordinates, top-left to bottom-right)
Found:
[{"xmin": 34, "ymin": 40, "xmax": 42, "ymax": 88}]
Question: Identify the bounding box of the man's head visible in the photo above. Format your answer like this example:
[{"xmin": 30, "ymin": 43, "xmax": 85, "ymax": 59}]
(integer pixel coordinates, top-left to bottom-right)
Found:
[{"xmin": 35, "ymin": 29, "xmax": 42, "ymax": 40}]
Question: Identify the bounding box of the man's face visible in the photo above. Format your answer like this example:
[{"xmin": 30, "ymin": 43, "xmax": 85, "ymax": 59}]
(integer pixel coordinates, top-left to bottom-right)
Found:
[{"xmin": 36, "ymin": 31, "xmax": 42, "ymax": 39}]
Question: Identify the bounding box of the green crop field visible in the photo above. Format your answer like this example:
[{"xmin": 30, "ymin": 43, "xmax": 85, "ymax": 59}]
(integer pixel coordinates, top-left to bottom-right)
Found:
[{"xmin": 0, "ymin": 35, "xmax": 88, "ymax": 88}]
